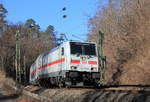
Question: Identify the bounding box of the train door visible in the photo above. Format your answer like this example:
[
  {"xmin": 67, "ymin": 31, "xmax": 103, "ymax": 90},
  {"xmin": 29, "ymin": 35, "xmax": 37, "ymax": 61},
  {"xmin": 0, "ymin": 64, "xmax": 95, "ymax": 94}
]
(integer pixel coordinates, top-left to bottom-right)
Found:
[
  {"xmin": 37, "ymin": 56, "xmax": 42, "ymax": 79},
  {"xmin": 42, "ymin": 53, "xmax": 48, "ymax": 75},
  {"xmin": 60, "ymin": 47, "xmax": 64, "ymax": 72}
]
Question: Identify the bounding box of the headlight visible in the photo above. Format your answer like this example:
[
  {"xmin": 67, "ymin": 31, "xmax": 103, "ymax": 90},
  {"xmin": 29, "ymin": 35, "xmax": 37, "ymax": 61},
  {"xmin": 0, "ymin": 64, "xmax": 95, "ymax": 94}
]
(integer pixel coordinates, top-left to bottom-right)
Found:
[
  {"xmin": 91, "ymin": 67, "xmax": 97, "ymax": 71},
  {"xmin": 71, "ymin": 66, "xmax": 77, "ymax": 70}
]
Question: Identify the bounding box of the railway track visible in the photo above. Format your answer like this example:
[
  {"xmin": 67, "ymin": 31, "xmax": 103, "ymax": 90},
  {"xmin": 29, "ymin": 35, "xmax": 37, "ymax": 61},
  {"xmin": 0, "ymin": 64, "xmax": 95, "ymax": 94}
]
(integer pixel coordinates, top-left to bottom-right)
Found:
[{"xmin": 2, "ymin": 83, "xmax": 150, "ymax": 102}]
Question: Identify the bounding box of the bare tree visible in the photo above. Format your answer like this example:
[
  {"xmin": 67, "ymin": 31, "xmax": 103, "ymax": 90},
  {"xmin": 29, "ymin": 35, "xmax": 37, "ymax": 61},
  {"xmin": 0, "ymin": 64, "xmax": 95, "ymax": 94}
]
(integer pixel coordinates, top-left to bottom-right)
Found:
[
  {"xmin": 0, "ymin": 23, "xmax": 57, "ymax": 82},
  {"xmin": 88, "ymin": 0, "xmax": 150, "ymax": 85}
]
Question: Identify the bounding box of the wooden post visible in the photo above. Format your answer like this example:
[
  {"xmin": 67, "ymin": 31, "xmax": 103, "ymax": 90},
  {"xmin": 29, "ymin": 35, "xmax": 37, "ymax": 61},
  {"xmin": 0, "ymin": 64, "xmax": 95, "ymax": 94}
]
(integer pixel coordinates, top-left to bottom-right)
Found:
[
  {"xmin": 23, "ymin": 56, "xmax": 26, "ymax": 84},
  {"xmin": 98, "ymin": 31, "xmax": 106, "ymax": 85},
  {"xmin": 15, "ymin": 35, "xmax": 18, "ymax": 82},
  {"xmin": 15, "ymin": 30, "xmax": 21, "ymax": 83}
]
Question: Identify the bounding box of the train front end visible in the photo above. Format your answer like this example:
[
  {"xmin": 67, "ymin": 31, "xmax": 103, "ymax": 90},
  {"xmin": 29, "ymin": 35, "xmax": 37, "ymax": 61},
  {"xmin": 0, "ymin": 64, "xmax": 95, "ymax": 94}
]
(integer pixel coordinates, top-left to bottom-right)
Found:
[{"xmin": 66, "ymin": 41, "xmax": 100, "ymax": 86}]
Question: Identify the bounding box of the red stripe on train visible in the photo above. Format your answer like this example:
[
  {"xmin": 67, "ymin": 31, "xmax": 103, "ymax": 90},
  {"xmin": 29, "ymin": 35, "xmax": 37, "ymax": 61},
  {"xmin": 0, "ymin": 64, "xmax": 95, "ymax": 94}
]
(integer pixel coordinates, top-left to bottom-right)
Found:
[
  {"xmin": 71, "ymin": 60, "xmax": 97, "ymax": 65},
  {"xmin": 71, "ymin": 60, "xmax": 80, "ymax": 64},
  {"xmin": 82, "ymin": 61, "xmax": 87, "ymax": 64},
  {"xmin": 30, "ymin": 58, "xmax": 65, "ymax": 74},
  {"xmin": 88, "ymin": 61, "xmax": 97, "ymax": 65}
]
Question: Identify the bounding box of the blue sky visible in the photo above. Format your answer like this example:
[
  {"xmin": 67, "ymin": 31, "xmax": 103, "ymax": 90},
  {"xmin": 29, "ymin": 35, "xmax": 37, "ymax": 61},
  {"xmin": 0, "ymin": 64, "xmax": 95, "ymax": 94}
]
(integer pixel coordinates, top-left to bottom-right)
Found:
[{"xmin": 2, "ymin": 0, "xmax": 107, "ymax": 41}]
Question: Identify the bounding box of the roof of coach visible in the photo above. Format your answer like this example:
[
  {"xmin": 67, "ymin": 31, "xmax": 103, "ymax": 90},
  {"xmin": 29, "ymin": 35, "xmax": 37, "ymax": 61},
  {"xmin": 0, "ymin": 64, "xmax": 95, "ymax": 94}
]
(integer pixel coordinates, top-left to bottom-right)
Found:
[
  {"xmin": 46, "ymin": 47, "xmax": 58, "ymax": 54},
  {"xmin": 68, "ymin": 40, "xmax": 96, "ymax": 44},
  {"xmin": 33, "ymin": 41, "xmax": 97, "ymax": 61},
  {"xmin": 40, "ymin": 44, "xmax": 62, "ymax": 57}
]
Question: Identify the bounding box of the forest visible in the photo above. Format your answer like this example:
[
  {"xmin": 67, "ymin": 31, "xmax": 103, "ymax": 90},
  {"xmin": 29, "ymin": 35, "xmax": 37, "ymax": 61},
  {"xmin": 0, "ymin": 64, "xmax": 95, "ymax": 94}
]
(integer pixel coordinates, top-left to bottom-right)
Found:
[
  {"xmin": 0, "ymin": 4, "xmax": 57, "ymax": 82},
  {"xmin": 88, "ymin": 0, "xmax": 150, "ymax": 85}
]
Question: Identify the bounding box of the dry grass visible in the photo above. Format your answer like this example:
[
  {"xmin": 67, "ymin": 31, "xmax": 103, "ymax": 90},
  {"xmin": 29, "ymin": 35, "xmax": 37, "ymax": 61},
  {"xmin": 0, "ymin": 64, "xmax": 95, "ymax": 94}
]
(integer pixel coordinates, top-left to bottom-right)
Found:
[
  {"xmin": 0, "ymin": 70, "xmax": 6, "ymax": 85},
  {"xmin": 0, "ymin": 70, "xmax": 16, "ymax": 87},
  {"xmin": 119, "ymin": 44, "xmax": 150, "ymax": 85}
]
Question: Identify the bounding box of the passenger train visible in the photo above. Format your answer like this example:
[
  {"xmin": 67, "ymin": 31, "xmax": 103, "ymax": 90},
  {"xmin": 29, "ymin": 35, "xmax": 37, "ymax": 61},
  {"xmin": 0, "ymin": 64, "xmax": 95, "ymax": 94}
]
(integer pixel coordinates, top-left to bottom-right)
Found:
[{"xmin": 29, "ymin": 41, "xmax": 100, "ymax": 87}]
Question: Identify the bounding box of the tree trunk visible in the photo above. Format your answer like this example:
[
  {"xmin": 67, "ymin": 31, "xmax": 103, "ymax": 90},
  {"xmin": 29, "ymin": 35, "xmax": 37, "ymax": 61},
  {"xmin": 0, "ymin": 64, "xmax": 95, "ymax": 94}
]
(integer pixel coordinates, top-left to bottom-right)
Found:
[{"xmin": 0, "ymin": 56, "xmax": 4, "ymax": 71}]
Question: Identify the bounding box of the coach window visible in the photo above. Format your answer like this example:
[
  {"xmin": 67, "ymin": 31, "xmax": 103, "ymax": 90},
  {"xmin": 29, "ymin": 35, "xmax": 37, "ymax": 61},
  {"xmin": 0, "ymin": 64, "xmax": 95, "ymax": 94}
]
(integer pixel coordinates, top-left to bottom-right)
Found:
[{"xmin": 61, "ymin": 47, "xmax": 64, "ymax": 55}]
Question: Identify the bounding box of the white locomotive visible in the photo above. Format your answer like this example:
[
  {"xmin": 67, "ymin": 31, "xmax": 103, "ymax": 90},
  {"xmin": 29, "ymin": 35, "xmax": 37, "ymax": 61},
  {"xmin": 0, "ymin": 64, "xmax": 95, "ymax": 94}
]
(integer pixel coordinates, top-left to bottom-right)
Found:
[{"xmin": 30, "ymin": 41, "xmax": 100, "ymax": 87}]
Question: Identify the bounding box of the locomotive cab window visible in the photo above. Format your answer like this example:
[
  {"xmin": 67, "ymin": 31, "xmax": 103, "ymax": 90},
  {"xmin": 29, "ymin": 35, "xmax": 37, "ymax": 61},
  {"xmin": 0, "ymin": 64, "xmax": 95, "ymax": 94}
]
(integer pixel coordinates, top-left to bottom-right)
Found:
[{"xmin": 70, "ymin": 42, "xmax": 96, "ymax": 56}]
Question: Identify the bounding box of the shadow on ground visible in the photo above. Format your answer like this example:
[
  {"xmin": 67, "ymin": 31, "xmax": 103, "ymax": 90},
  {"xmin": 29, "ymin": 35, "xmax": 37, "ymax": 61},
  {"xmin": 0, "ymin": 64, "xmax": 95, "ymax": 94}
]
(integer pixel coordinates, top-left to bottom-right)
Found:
[
  {"xmin": 0, "ymin": 93, "xmax": 19, "ymax": 101},
  {"xmin": 81, "ymin": 85, "xmax": 150, "ymax": 102},
  {"xmin": 31, "ymin": 88, "xmax": 47, "ymax": 94}
]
